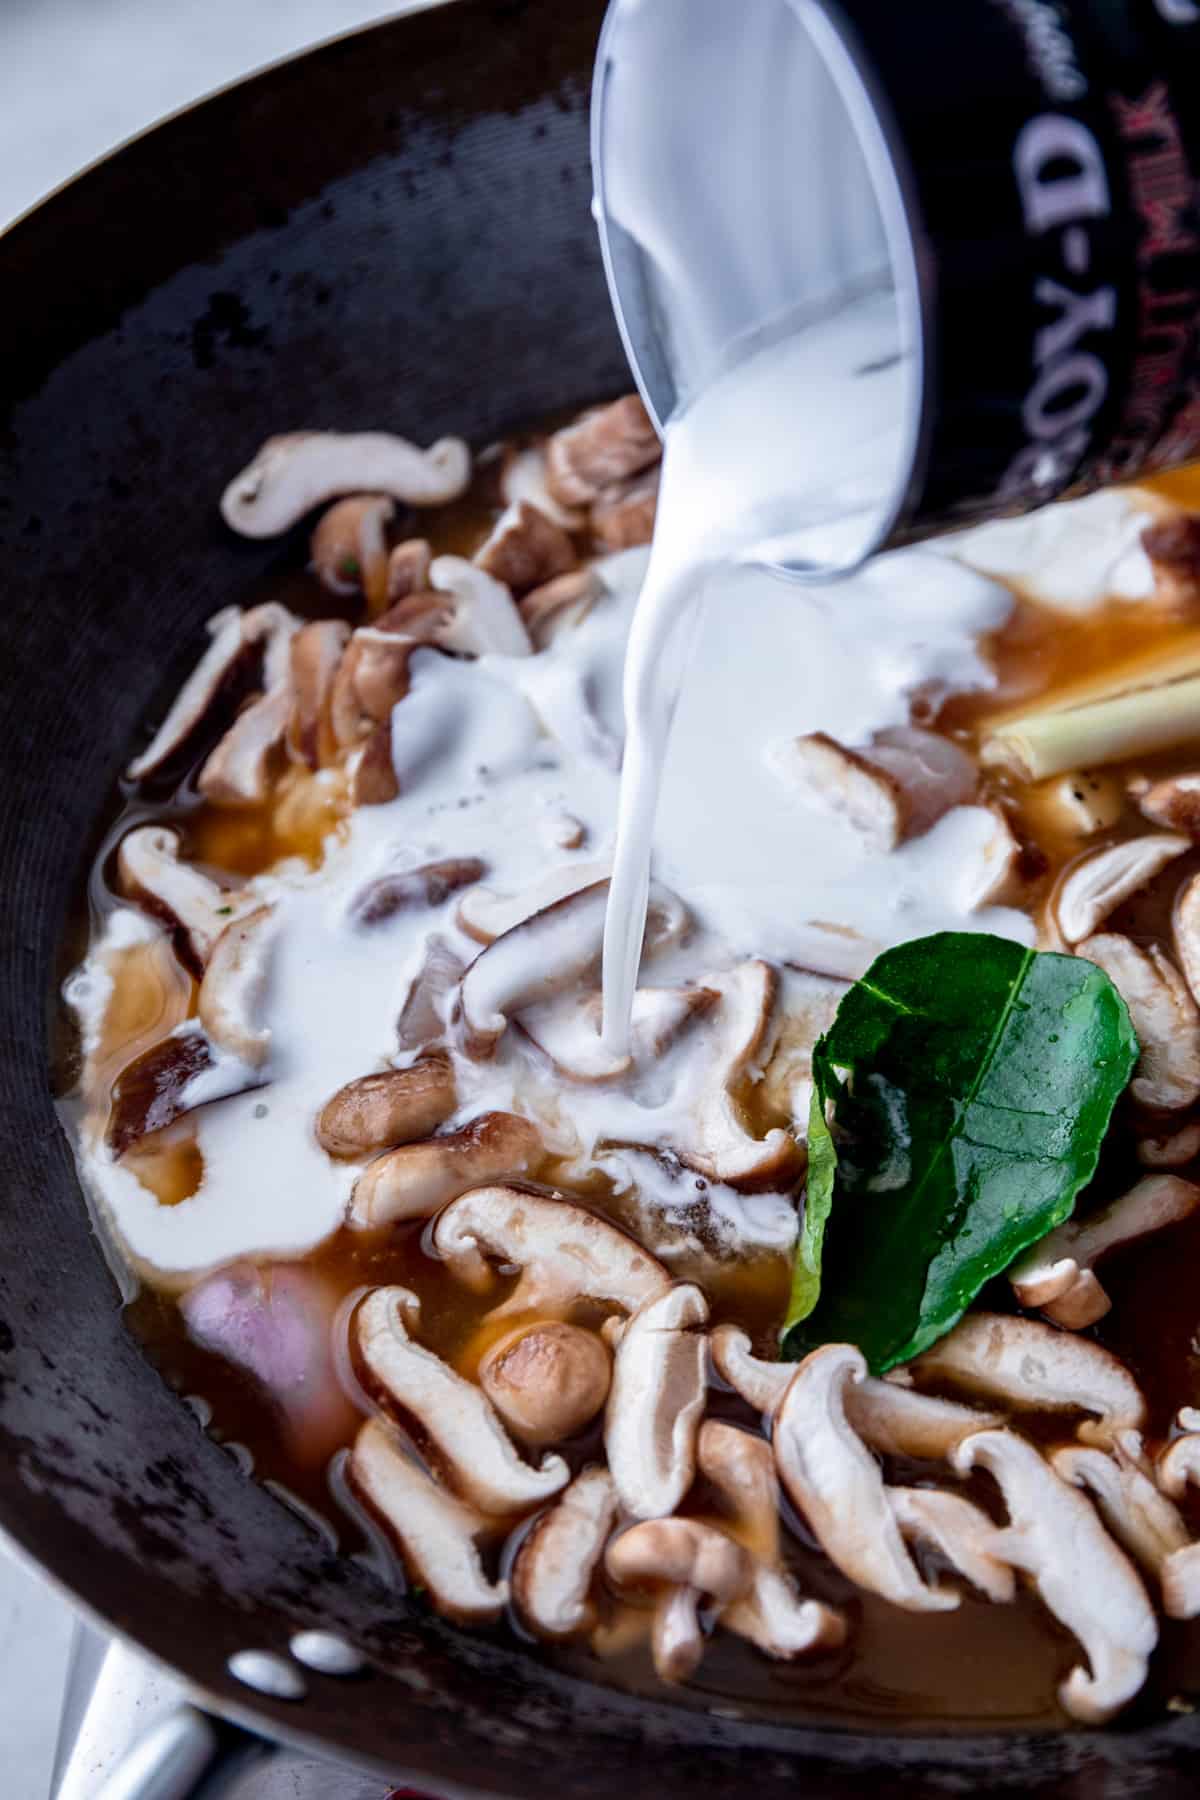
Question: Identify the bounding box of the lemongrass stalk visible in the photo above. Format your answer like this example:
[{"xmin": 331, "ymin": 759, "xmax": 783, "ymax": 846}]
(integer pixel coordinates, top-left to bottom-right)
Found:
[{"xmin": 982, "ymin": 674, "xmax": 1200, "ymax": 780}]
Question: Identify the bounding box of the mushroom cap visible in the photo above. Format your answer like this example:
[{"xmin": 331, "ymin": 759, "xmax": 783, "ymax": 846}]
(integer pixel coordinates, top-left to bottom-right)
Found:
[
  {"xmin": 1010, "ymin": 1176, "xmax": 1200, "ymax": 1329},
  {"xmin": 888, "ymin": 1487, "xmax": 1015, "ymax": 1604},
  {"xmin": 474, "ymin": 500, "xmax": 578, "ymax": 597},
  {"xmin": 197, "ymin": 686, "xmax": 292, "ymax": 808},
  {"xmin": 1138, "ymin": 771, "xmax": 1200, "ymax": 838},
  {"xmin": 519, "ymin": 568, "xmax": 602, "ymax": 650},
  {"xmin": 953, "ymin": 1428, "xmax": 1157, "ymax": 1723},
  {"xmin": 353, "ymin": 1287, "xmax": 568, "ymax": 1515},
  {"xmin": 455, "ymin": 862, "xmax": 614, "ymax": 945},
  {"xmin": 316, "ymin": 1055, "xmax": 456, "ymax": 1161},
  {"xmin": 456, "ymin": 877, "xmax": 688, "ymax": 1060},
  {"xmin": 1174, "ymin": 870, "xmax": 1200, "ymax": 1010},
  {"xmin": 768, "ymin": 732, "xmax": 905, "ymax": 854},
  {"xmin": 196, "ymin": 904, "xmax": 279, "ymax": 1069},
  {"xmin": 432, "ymin": 1186, "xmax": 670, "ymax": 1316},
  {"xmin": 348, "ymin": 1417, "xmax": 507, "ymax": 1623},
  {"xmin": 709, "ymin": 1325, "xmax": 792, "ymax": 1416},
  {"xmin": 310, "ymin": 494, "xmax": 395, "ymax": 601},
  {"xmin": 348, "ymin": 857, "xmax": 487, "ymax": 928},
  {"xmin": 116, "ymin": 825, "xmax": 233, "ymax": 977},
  {"xmin": 221, "ymin": 431, "xmax": 471, "ymax": 537},
  {"xmin": 428, "ymin": 556, "xmax": 533, "ymax": 657},
  {"xmin": 517, "ymin": 983, "xmax": 717, "ymax": 1085},
  {"xmin": 544, "ymin": 395, "xmax": 661, "ymax": 509},
  {"xmin": 605, "ymin": 1283, "xmax": 709, "ymax": 1520},
  {"xmin": 605, "ymin": 1517, "xmax": 752, "ymax": 1607},
  {"xmin": 479, "ymin": 1322, "xmax": 611, "ymax": 1445},
  {"xmin": 511, "ymin": 1467, "xmax": 618, "ymax": 1640},
  {"xmin": 1052, "ymin": 1435, "xmax": 1189, "ymax": 1584},
  {"xmin": 348, "ymin": 1111, "xmax": 542, "ymax": 1230},
  {"xmin": 1076, "ymin": 934, "xmax": 1200, "ymax": 1111},
  {"xmin": 674, "ymin": 960, "xmax": 801, "ymax": 1191},
  {"xmin": 1137, "ymin": 1120, "xmax": 1200, "ymax": 1168},
  {"xmin": 396, "ymin": 934, "xmax": 466, "ymax": 1053},
  {"xmin": 286, "ymin": 619, "xmax": 352, "ymax": 767},
  {"xmin": 772, "ymin": 1343, "xmax": 956, "ymax": 1613},
  {"xmin": 906, "ymin": 1313, "xmax": 1146, "ymax": 1446},
  {"xmin": 1052, "ymin": 834, "xmax": 1188, "ymax": 945}
]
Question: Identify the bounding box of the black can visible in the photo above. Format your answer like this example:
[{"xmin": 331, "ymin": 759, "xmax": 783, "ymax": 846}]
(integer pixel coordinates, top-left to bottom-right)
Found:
[{"xmin": 593, "ymin": 0, "xmax": 1200, "ymax": 561}]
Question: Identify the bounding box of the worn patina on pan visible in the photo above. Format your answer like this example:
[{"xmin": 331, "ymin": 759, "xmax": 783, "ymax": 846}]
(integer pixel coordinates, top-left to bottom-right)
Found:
[{"xmin": 2, "ymin": 3, "xmax": 1199, "ymax": 1793}]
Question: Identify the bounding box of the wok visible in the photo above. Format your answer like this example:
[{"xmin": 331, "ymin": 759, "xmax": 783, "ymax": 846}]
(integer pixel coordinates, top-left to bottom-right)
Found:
[{"xmin": 1, "ymin": 3, "xmax": 1197, "ymax": 1794}]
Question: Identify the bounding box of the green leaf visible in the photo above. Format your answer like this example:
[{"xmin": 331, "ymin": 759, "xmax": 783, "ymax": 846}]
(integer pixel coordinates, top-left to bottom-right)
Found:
[
  {"xmin": 787, "ymin": 1059, "xmax": 838, "ymax": 1327},
  {"xmin": 782, "ymin": 932, "xmax": 1138, "ymax": 1373}
]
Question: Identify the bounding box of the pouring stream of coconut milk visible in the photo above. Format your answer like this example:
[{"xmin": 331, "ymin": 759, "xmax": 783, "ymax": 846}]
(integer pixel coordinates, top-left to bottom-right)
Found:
[{"xmin": 593, "ymin": 0, "xmax": 1200, "ymax": 1052}]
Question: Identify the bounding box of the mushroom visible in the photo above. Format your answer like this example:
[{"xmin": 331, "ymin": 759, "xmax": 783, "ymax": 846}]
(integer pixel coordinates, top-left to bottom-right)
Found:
[
  {"xmin": 516, "ymin": 984, "xmax": 717, "ymax": 1083},
  {"xmin": 906, "ymin": 1314, "xmax": 1146, "ymax": 1446},
  {"xmin": 545, "ymin": 395, "xmax": 661, "ymax": 509},
  {"xmin": 197, "ymin": 687, "xmax": 292, "ymax": 807},
  {"xmin": 428, "ymin": 556, "xmax": 533, "ymax": 657},
  {"xmin": 1174, "ymin": 871, "xmax": 1200, "ymax": 1008},
  {"xmin": 196, "ymin": 904, "xmax": 279, "ymax": 1068},
  {"xmin": 384, "ymin": 537, "xmax": 434, "ymax": 610},
  {"xmin": 952, "ymin": 1429, "xmax": 1157, "ymax": 1723},
  {"xmin": 126, "ymin": 602, "xmax": 297, "ymax": 780},
  {"xmin": 348, "ymin": 857, "xmax": 487, "ymax": 928},
  {"xmin": 709, "ymin": 1326, "xmax": 999, "ymax": 1457},
  {"xmin": 287, "ymin": 619, "xmax": 351, "ymax": 767},
  {"xmin": 1052, "ymin": 834, "xmax": 1188, "ymax": 946},
  {"xmin": 511, "ymin": 1467, "xmax": 618, "ymax": 1640},
  {"xmin": 956, "ymin": 804, "xmax": 1024, "ymax": 911},
  {"xmin": 767, "ymin": 727, "xmax": 977, "ymax": 855},
  {"xmin": 1138, "ymin": 1120, "xmax": 1200, "ymax": 1168},
  {"xmin": 1029, "ymin": 771, "xmax": 1126, "ymax": 841},
  {"xmin": 501, "ymin": 444, "xmax": 584, "ymax": 531},
  {"xmin": 1052, "ymin": 1433, "xmax": 1189, "ymax": 1600},
  {"xmin": 542, "ymin": 811, "xmax": 587, "ymax": 852},
  {"xmin": 329, "ymin": 628, "xmax": 418, "ymax": 748},
  {"xmin": 1142, "ymin": 514, "xmax": 1200, "ymax": 610},
  {"xmin": 605, "ymin": 1283, "xmax": 708, "ymax": 1520},
  {"xmin": 316, "ymin": 1054, "xmax": 456, "ymax": 1160},
  {"xmin": 1137, "ymin": 771, "xmax": 1200, "ymax": 837},
  {"xmin": 772, "ymin": 1344, "xmax": 957, "ymax": 1612},
  {"xmin": 432, "ymin": 1186, "xmax": 669, "ymax": 1318},
  {"xmin": 697, "ymin": 1421, "xmax": 846, "ymax": 1656},
  {"xmin": 604, "ymin": 1518, "xmax": 752, "ymax": 1683},
  {"xmin": 1009, "ymin": 1175, "xmax": 1200, "ymax": 1328},
  {"xmin": 1155, "ymin": 1435, "xmax": 1200, "ymax": 1619},
  {"xmin": 396, "ymin": 934, "xmax": 464, "ymax": 1052},
  {"xmin": 480, "ymin": 1322, "xmax": 611, "ymax": 1445},
  {"xmin": 221, "ymin": 431, "xmax": 471, "ymax": 538},
  {"xmin": 455, "ymin": 862, "xmax": 614, "ymax": 945},
  {"xmin": 474, "ymin": 501, "xmax": 578, "ymax": 596},
  {"xmin": 519, "ymin": 568, "xmax": 602, "ymax": 650},
  {"xmin": 709, "ymin": 1325, "xmax": 792, "ymax": 1415},
  {"xmin": 757, "ymin": 967, "xmax": 850, "ymax": 1126},
  {"xmin": 106, "ymin": 1024, "xmax": 216, "ymax": 1157},
  {"xmin": 887, "ymin": 1488, "xmax": 1015, "ymax": 1604},
  {"xmin": 353, "ymin": 721, "xmax": 399, "ymax": 806},
  {"xmin": 348, "ymin": 1417, "xmax": 506, "ymax": 1622},
  {"xmin": 349, "ymin": 1111, "xmax": 542, "ymax": 1228},
  {"xmin": 674, "ymin": 961, "xmax": 801, "ymax": 1190},
  {"xmin": 353, "ymin": 1287, "xmax": 568, "ymax": 1515},
  {"xmin": 455, "ymin": 878, "xmax": 688, "ymax": 1059},
  {"xmin": 590, "ymin": 467, "xmax": 660, "ymax": 551},
  {"xmin": 310, "ymin": 494, "xmax": 394, "ymax": 607},
  {"xmin": 116, "ymin": 825, "xmax": 234, "ymax": 976},
  {"xmin": 768, "ymin": 732, "xmax": 906, "ymax": 854},
  {"xmin": 1076, "ymin": 935, "xmax": 1200, "ymax": 1110}
]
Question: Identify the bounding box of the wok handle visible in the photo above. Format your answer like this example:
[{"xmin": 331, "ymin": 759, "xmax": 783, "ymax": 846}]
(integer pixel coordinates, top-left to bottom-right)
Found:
[{"xmin": 95, "ymin": 1705, "xmax": 272, "ymax": 1799}]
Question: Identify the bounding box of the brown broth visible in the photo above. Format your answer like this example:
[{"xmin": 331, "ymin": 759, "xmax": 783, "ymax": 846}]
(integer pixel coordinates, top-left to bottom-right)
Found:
[{"xmin": 58, "ymin": 447, "xmax": 1200, "ymax": 1733}]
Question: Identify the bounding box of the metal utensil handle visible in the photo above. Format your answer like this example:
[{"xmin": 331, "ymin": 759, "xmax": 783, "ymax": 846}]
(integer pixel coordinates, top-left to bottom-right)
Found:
[{"xmin": 95, "ymin": 1706, "xmax": 272, "ymax": 1800}]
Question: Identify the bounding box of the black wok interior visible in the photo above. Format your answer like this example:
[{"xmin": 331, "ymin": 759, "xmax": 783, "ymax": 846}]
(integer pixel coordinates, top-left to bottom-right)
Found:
[{"xmin": 2, "ymin": 3, "xmax": 1199, "ymax": 1793}]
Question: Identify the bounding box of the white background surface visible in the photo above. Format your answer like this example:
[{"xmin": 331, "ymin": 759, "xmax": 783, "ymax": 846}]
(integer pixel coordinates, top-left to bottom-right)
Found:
[{"xmin": 0, "ymin": 8, "xmax": 429, "ymax": 1793}]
